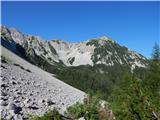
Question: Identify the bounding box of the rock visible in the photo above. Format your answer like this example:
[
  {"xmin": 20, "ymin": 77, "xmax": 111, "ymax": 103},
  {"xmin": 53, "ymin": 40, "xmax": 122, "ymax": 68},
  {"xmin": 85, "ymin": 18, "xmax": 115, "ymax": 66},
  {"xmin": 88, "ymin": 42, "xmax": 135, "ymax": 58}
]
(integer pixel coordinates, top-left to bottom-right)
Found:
[
  {"xmin": 35, "ymin": 83, "xmax": 40, "ymax": 87},
  {"xmin": 14, "ymin": 100, "xmax": 20, "ymax": 103},
  {"xmin": 1, "ymin": 91, "xmax": 7, "ymax": 96},
  {"xmin": 17, "ymin": 81, "xmax": 21, "ymax": 84},
  {"xmin": 46, "ymin": 99, "xmax": 55, "ymax": 106},
  {"xmin": 1, "ymin": 96, "xmax": 8, "ymax": 101},
  {"xmin": 6, "ymin": 88, "xmax": 10, "ymax": 92},
  {"xmin": 14, "ymin": 106, "xmax": 22, "ymax": 114},
  {"xmin": 0, "ymin": 50, "xmax": 86, "ymax": 119},
  {"xmin": 6, "ymin": 114, "xmax": 13, "ymax": 120},
  {"xmin": 79, "ymin": 117, "xmax": 85, "ymax": 120},
  {"xmin": 1, "ymin": 77, "xmax": 6, "ymax": 81},
  {"xmin": 0, "ymin": 99, "xmax": 8, "ymax": 106},
  {"xmin": 12, "ymin": 81, "xmax": 17, "ymax": 85},
  {"xmin": 28, "ymin": 105, "xmax": 39, "ymax": 110},
  {"xmin": 10, "ymin": 96, "xmax": 16, "ymax": 101},
  {"xmin": 39, "ymin": 99, "xmax": 45, "ymax": 104},
  {"xmin": 9, "ymin": 110, "xmax": 15, "ymax": 116},
  {"xmin": 99, "ymin": 100, "xmax": 107, "ymax": 108},
  {"xmin": 14, "ymin": 114, "xmax": 23, "ymax": 120},
  {"xmin": 13, "ymin": 88, "xmax": 18, "ymax": 92},
  {"xmin": 10, "ymin": 76, "xmax": 15, "ymax": 80},
  {"xmin": 25, "ymin": 102, "xmax": 33, "ymax": 108},
  {"xmin": 8, "ymin": 102, "xmax": 22, "ymax": 114},
  {"xmin": 61, "ymin": 103, "xmax": 64, "ymax": 105},
  {"xmin": 17, "ymin": 92, "xmax": 22, "ymax": 95},
  {"xmin": 1, "ymin": 83, "xmax": 8, "ymax": 88},
  {"xmin": 23, "ymin": 99, "xmax": 32, "ymax": 107}
]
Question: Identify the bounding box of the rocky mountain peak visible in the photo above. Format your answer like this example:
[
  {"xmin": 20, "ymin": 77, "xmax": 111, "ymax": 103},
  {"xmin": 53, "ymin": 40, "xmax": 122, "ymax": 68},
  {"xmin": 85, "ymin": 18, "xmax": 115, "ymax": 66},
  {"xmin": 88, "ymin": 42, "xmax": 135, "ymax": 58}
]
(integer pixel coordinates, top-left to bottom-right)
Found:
[
  {"xmin": 1, "ymin": 25, "xmax": 148, "ymax": 69},
  {"xmin": 99, "ymin": 36, "xmax": 110, "ymax": 40}
]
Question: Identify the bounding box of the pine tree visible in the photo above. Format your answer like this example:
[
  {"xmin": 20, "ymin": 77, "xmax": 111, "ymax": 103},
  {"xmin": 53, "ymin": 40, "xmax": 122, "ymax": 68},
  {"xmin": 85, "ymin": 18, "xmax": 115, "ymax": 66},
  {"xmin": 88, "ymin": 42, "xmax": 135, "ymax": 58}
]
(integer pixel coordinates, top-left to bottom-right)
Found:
[
  {"xmin": 151, "ymin": 42, "xmax": 160, "ymax": 62},
  {"xmin": 145, "ymin": 43, "xmax": 160, "ymax": 95},
  {"xmin": 143, "ymin": 43, "xmax": 160, "ymax": 120}
]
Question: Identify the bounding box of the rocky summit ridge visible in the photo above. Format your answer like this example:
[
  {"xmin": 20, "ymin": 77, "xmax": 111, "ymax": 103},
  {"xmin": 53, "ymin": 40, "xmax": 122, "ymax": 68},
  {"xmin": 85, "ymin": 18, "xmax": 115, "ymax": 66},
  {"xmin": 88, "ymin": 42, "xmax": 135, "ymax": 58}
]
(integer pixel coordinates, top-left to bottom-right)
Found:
[{"xmin": 1, "ymin": 25, "xmax": 147, "ymax": 69}]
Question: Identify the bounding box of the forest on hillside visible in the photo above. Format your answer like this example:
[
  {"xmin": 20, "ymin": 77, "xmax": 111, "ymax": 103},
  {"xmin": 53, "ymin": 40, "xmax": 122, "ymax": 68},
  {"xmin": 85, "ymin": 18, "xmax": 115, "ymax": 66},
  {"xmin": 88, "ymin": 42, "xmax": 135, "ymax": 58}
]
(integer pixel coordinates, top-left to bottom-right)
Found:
[{"xmin": 30, "ymin": 43, "xmax": 160, "ymax": 120}]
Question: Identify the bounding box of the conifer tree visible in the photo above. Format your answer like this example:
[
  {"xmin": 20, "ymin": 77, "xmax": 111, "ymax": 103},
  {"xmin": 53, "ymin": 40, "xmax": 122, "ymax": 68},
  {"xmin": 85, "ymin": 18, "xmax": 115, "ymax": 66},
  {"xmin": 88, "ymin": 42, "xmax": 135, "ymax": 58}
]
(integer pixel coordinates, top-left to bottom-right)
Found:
[
  {"xmin": 151, "ymin": 42, "xmax": 160, "ymax": 61},
  {"xmin": 145, "ymin": 43, "xmax": 160, "ymax": 95}
]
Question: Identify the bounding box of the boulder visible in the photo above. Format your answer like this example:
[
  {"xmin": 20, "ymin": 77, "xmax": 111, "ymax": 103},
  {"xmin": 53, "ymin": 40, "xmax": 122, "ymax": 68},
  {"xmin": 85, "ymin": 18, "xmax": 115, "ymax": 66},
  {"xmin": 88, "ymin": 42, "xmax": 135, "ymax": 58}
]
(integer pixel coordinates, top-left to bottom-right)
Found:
[
  {"xmin": 0, "ymin": 99, "xmax": 8, "ymax": 106},
  {"xmin": 79, "ymin": 117, "xmax": 85, "ymax": 120},
  {"xmin": 11, "ymin": 81, "xmax": 17, "ymax": 85},
  {"xmin": 8, "ymin": 102, "xmax": 22, "ymax": 114},
  {"xmin": 1, "ymin": 91, "xmax": 8, "ymax": 96},
  {"xmin": 6, "ymin": 114, "xmax": 13, "ymax": 120},
  {"xmin": 46, "ymin": 99, "xmax": 55, "ymax": 106},
  {"xmin": 39, "ymin": 99, "xmax": 45, "ymax": 104},
  {"xmin": 14, "ymin": 114, "xmax": 23, "ymax": 120}
]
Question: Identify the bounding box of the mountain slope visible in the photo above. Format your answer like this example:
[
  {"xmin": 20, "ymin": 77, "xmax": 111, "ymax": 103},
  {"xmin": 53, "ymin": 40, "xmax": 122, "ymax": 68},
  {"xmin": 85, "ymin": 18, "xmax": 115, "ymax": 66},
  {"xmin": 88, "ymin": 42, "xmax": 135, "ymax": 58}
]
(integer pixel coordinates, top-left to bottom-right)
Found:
[
  {"xmin": 1, "ymin": 25, "xmax": 148, "ymax": 99},
  {"xmin": 1, "ymin": 45, "xmax": 85, "ymax": 119}
]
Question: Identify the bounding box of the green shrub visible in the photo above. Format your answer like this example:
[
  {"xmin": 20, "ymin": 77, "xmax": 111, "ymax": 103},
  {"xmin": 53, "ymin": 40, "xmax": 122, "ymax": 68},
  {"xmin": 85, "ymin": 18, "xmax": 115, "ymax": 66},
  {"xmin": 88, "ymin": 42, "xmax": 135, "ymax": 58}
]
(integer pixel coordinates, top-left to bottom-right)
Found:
[
  {"xmin": 66, "ymin": 94, "xmax": 103, "ymax": 120},
  {"xmin": 108, "ymin": 74, "xmax": 160, "ymax": 120},
  {"xmin": 29, "ymin": 110, "xmax": 62, "ymax": 120}
]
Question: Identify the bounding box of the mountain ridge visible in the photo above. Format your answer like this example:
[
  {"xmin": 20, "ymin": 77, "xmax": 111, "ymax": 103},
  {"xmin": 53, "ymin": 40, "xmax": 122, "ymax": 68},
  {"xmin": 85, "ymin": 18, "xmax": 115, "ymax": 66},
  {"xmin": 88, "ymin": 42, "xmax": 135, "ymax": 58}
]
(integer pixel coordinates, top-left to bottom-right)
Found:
[{"xmin": 1, "ymin": 25, "xmax": 148, "ymax": 69}]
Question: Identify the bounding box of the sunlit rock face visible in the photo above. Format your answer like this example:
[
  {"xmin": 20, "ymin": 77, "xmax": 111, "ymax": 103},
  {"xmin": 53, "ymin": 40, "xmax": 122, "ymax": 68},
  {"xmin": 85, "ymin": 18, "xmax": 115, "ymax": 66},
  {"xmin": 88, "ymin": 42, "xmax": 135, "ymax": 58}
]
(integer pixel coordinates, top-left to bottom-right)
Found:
[{"xmin": 1, "ymin": 25, "xmax": 148, "ymax": 70}]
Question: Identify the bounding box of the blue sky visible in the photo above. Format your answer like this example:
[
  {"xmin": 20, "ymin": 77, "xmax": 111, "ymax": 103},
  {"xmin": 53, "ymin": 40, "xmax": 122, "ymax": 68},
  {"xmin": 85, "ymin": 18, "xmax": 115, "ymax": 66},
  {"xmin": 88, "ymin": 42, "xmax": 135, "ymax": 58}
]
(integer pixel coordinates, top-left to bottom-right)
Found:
[{"xmin": 1, "ymin": 1, "xmax": 160, "ymax": 58}]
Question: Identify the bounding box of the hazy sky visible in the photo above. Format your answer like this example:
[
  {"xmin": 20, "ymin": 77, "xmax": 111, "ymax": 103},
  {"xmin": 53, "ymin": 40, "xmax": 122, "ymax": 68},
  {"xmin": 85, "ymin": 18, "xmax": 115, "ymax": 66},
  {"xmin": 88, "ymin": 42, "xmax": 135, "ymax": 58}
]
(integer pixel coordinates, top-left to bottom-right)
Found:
[{"xmin": 2, "ymin": 1, "xmax": 160, "ymax": 58}]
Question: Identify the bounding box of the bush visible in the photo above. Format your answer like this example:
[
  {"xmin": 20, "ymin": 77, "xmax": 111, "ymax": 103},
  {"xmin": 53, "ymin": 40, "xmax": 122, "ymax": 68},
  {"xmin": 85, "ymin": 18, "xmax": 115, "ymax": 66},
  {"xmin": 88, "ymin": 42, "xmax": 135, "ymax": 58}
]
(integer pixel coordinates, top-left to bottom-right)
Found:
[
  {"xmin": 66, "ymin": 95, "xmax": 100, "ymax": 119},
  {"xmin": 108, "ymin": 74, "xmax": 160, "ymax": 120},
  {"xmin": 66, "ymin": 94, "xmax": 112, "ymax": 120},
  {"xmin": 29, "ymin": 110, "xmax": 62, "ymax": 120}
]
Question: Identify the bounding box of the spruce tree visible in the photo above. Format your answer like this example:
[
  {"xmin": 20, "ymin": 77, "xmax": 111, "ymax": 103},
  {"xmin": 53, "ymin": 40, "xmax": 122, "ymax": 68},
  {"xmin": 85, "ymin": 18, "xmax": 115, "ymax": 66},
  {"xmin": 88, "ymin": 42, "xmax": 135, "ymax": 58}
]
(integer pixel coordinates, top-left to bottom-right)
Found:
[
  {"xmin": 151, "ymin": 42, "xmax": 160, "ymax": 61},
  {"xmin": 145, "ymin": 43, "xmax": 160, "ymax": 95}
]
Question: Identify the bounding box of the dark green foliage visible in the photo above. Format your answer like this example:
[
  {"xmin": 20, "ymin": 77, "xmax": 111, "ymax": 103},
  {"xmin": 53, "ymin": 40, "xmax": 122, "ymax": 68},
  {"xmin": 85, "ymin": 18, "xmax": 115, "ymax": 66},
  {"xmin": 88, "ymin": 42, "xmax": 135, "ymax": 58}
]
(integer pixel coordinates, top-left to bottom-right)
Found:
[
  {"xmin": 40, "ymin": 44, "xmax": 48, "ymax": 55},
  {"xmin": 144, "ymin": 61, "xmax": 160, "ymax": 95},
  {"xmin": 26, "ymin": 53, "xmax": 61, "ymax": 73},
  {"xmin": 86, "ymin": 39, "xmax": 99, "ymax": 47},
  {"xmin": 68, "ymin": 57, "xmax": 75, "ymax": 65},
  {"xmin": 55, "ymin": 64, "xmax": 131, "ymax": 99},
  {"xmin": 151, "ymin": 43, "xmax": 160, "ymax": 61},
  {"xmin": 87, "ymin": 39, "xmax": 134, "ymax": 66},
  {"xmin": 66, "ymin": 94, "xmax": 100, "ymax": 120},
  {"xmin": 108, "ymin": 74, "xmax": 160, "ymax": 120},
  {"xmin": 29, "ymin": 110, "xmax": 62, "ymax": 120},
  {"xmin": 108, "ymin": 44, "xmax": 160, "ymax": 120},
  {"xmin": 16, "ymin": 43, "xmax": 27, "ymax": 58},
  {"xmin": 1, "ymin": 32, "xmax": 12, "ymax": 41},
  {"xmin": 144, "ymin": 43, "xmax": 160, "ymax": 96},
  {"xmin": 144, "ymin": 44, "xmax": 160, "ymax": 97},
  {"xmin": 1, "ymin": 56, "xmax": 8, "ymax": 63},
  {"xmin": 52, "ymin": 40, "xmax": 65, "ymax": 44},
  {"xmin": 30, "ymin": 36, "xmax": 36, "ymax": 40},
  {"xmin": 133, "ymin": 67, "xmax": 147, "ymax": 80}
]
